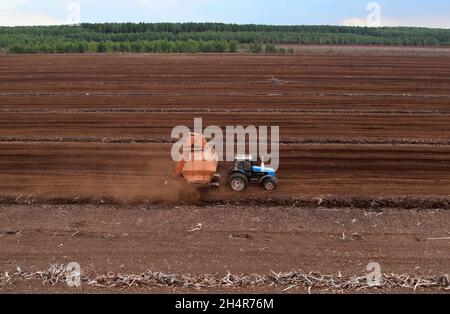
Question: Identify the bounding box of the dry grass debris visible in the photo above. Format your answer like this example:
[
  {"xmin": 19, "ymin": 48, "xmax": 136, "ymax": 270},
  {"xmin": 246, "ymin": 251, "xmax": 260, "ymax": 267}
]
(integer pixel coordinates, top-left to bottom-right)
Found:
[{"xmin": 1, "ymin": 266, "xmax": 449, "ymax": 292}]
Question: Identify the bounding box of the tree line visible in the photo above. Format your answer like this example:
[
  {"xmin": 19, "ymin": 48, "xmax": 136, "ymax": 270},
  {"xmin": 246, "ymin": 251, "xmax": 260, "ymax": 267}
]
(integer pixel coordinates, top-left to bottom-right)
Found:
[
  {"xmin": 6, "ymin": 39, "xmax": 238, "ymax": 54},
  {"xmin": 1, "ymin": 22, "xmax": 450, "ymax": 54}
]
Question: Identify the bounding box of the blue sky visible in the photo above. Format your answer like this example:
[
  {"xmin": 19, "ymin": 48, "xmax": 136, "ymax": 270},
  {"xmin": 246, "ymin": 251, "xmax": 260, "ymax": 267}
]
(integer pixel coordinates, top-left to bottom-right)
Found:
[{"xmin": 0, "ymin": 0, "xmax": 449, "ymax": 28}]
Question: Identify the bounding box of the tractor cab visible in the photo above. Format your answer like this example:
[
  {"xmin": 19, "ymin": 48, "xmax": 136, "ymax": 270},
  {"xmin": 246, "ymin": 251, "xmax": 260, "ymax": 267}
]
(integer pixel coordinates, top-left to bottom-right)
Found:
[
  {"xmin": 233, "ymin": 155, "xmax": 256, "ymax": 172},
  {"xmin": 229, "ymin": 155, "xmax": 278, "ymax": 192}
]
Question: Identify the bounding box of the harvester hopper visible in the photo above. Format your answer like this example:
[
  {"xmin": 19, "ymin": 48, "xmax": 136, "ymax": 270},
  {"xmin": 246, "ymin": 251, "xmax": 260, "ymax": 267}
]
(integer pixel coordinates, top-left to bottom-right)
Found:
[{"xmin": 169, "ymin": 133, "xmax": 221, "ymax": 187}]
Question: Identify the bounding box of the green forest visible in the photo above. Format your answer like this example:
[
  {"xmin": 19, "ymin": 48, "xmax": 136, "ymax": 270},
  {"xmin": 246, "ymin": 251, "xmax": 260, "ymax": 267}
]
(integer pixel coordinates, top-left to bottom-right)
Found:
[{"xmin": 1, "ymin": 22, "xmax": 450, "ymax": 54}]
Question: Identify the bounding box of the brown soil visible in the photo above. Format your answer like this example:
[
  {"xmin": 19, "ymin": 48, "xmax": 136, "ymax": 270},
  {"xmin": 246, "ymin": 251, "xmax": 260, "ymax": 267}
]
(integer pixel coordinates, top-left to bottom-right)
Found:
[
  {"xmin": 1, "ymin": 204, "xmax": 450, "ymax": 293},
  {"xmin": 0, "ymin": 52, "xmax": 449, "ymax": 293}
]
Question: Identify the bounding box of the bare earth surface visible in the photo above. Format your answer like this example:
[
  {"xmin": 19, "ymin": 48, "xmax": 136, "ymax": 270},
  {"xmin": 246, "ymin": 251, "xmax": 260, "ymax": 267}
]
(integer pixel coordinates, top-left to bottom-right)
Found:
[
  {"xmin": 1, "ymin": 204, "xmax": 450, "ymax": 293},
  {"xmin": 0, "ymin": 49, "xmax": 449, "ymax": 293}
]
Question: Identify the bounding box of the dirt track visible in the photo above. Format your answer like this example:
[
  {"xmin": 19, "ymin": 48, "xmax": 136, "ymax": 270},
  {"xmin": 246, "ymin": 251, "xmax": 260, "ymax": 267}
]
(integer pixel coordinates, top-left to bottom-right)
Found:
[
  {"xmin": 1, "ymin": 142, "xmax": 450, "ymax": 204},
  {"xmin": 0, "ymin": 50, "xmax": 450, "ymax": 293},
  {"xmin": 1, "ymin": 204, "xmax": 450, "ymax": 293}
]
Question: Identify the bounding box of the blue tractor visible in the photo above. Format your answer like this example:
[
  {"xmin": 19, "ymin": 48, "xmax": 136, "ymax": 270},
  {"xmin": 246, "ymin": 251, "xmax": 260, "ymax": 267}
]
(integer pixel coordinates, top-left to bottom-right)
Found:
[{"xmin": 228, "ymin": 155, "xmax": 278, "ymax": 192}]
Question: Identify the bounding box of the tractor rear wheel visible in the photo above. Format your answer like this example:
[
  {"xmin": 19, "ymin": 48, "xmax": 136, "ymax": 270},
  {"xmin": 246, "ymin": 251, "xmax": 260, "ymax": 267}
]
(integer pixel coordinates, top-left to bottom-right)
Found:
[
  {"xmin": 263, "ymin": 177, "xmax": 277, "ymax": 191},
  {"xmin": 229, "ymin": 173, "xmax": 248, "ymax": 192}
]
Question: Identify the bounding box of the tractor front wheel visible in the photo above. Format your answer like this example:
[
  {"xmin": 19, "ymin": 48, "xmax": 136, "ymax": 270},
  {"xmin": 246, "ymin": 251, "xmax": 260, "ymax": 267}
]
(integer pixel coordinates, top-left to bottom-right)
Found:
[
  {"xmin": 263, "ymin": 177, "xmax": 277, "ymax": 191},
  {"xmin": 229, "ymin": 173, "xmax": 248, "ymax": 192}
]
